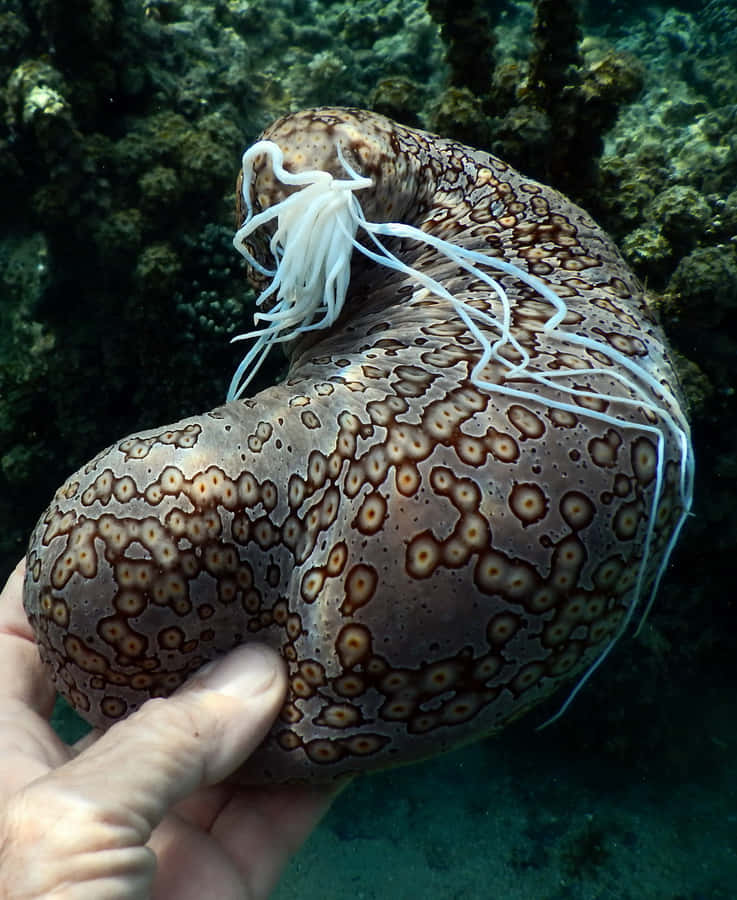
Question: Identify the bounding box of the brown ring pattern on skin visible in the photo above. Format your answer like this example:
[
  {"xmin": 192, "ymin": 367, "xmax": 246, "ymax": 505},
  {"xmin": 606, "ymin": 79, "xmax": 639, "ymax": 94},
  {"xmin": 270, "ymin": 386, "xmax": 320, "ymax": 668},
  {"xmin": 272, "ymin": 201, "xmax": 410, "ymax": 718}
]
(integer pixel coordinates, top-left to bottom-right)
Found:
[{"xmin": 24, "ymin": 108, "xmax": 692, "ymax": 782}]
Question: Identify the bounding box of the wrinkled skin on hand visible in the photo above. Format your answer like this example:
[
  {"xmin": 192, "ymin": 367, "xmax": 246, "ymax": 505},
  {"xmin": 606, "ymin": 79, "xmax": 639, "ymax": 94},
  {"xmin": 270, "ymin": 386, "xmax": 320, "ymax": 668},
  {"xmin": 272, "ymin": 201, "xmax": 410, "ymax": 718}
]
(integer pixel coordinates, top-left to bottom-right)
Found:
[{"xmin": 1, "ymin": 560, "xmax": 338, "ymax": 899}]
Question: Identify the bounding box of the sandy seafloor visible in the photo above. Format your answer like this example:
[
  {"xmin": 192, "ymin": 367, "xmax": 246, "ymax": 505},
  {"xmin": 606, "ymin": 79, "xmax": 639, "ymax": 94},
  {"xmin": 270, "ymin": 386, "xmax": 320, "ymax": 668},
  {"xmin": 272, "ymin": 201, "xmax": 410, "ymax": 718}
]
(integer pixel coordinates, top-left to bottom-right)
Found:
[
  {"xmin": 53, "ymin": 653, "xmax": 737, "ymax": 900},
  {"xmin": 270, "ymin": 683, "xmax": 737, "ymax": 899}
]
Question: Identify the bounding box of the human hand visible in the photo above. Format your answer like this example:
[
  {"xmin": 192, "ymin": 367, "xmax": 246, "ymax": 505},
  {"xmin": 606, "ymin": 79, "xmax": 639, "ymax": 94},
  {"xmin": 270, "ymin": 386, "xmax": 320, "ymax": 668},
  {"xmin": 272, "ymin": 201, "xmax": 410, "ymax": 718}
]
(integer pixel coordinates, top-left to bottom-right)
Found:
[{"xmin": 0, "ymin": 559, "xmax": 340, "ymax": 899}]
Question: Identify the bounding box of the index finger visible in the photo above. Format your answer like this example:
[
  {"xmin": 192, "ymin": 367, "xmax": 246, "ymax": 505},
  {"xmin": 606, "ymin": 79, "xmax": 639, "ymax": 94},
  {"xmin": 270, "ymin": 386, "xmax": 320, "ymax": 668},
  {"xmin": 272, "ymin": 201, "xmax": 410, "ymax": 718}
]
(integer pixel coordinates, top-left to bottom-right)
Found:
[{"xmin": 0, "ymin": 558, "xmax": 56, "ymax": 715}]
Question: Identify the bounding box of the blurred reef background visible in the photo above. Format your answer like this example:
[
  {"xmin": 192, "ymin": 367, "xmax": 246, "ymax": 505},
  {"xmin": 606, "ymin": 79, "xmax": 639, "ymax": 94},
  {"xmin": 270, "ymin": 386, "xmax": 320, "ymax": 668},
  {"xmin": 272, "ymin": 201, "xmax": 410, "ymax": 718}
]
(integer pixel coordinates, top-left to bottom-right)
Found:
[{"xmin": 1, "ymin": 0, "xmax": 736, "ymax": 897}]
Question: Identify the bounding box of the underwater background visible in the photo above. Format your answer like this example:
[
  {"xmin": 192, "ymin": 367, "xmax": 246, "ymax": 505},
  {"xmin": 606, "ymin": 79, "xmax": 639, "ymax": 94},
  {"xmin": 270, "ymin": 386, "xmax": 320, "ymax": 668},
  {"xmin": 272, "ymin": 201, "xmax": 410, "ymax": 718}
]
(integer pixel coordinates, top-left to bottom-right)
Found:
[{"xmin": 1, "ymin": 0, "xmax": 736, "ymax": 896}]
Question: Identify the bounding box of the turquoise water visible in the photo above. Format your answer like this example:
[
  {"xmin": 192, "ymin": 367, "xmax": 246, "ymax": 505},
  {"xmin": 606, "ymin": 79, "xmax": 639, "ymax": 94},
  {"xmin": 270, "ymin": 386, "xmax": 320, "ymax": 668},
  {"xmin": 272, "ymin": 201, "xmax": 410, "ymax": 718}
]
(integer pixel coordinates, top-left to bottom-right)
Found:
[{"xmin": 3, "ymin": 0, "xmax": 737, "ymax": 896}]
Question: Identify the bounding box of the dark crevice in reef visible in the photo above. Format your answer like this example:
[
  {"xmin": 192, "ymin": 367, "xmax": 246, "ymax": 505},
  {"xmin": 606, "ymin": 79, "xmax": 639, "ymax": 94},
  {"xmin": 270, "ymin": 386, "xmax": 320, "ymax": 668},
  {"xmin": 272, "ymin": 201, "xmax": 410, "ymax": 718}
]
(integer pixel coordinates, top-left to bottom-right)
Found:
[
  {"xmin": 424, "ymin": 0, "xmax": 644, "ymax": 204},
  {"xmin": 425, "ymin": 0, "xmax": 497, "ymax": 99}
]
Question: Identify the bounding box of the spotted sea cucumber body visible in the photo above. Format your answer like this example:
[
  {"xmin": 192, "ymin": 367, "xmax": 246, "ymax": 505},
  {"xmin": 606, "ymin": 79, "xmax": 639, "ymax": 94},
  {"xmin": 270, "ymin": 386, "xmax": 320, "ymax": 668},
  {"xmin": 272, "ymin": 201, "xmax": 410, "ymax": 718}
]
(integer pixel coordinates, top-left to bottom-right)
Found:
[{"xmin": 24, "ymin": 108, "xmax": 690, "ymax": 781}]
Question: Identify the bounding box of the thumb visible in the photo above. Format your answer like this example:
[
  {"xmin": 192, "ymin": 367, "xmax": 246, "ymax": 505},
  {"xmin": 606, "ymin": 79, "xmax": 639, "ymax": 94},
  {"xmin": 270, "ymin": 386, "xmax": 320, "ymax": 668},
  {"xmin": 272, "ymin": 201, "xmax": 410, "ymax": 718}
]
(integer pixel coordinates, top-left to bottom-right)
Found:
[{"xmin": 48, "ymin": 643, "xmax": 287, "ymax": 834}]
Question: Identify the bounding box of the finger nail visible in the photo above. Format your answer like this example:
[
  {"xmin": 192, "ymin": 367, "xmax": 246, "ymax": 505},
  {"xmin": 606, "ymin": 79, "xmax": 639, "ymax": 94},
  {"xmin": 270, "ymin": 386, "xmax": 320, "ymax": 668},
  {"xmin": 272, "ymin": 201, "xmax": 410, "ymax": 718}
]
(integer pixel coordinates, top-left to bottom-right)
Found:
[{"xmin": 198, "ymin": 644, "xmax": 280, "ymax": 700}]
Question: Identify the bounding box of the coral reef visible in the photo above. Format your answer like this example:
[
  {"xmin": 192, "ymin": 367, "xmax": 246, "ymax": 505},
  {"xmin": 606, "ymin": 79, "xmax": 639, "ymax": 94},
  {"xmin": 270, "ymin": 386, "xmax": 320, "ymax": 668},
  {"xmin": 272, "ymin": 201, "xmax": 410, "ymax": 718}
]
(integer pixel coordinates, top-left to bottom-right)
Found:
[
  {"xmin": 425, "ymin": 0, "xmax": 644, "ymax": 194},
  {"xmin": 589, "ymin": 7, "xmax": 737, "ymax": 658},
  {"xmin": 0, "ymin": 2, "xmax": 245, "ymax": 567}
]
